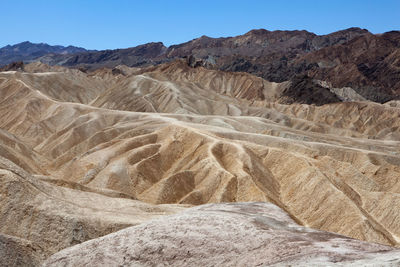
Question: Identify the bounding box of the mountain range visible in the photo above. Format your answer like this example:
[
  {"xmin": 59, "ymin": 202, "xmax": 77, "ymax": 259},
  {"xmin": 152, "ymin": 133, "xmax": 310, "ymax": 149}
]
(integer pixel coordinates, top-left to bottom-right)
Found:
[
  {"xmin": 0, "ymin": 41, "xmax": 88, "ymax": 65},
  {"xmin": 1, "ymin": 27, "xmax": 400, "ymax": 104}
]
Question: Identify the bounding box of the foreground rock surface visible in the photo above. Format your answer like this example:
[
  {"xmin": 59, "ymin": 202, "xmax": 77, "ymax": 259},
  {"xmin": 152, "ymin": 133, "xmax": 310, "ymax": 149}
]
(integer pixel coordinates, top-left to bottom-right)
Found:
[
  {"xmin": 44, "ymin": 202, "xmax": 400, "ymax": 266},
  {"xmin": 0, "ymin": 156, "xmax": 186, "ymax": 263},
  {"xmin": 0, "ymin": 233, "xmax": 42, "ymax": 267}
]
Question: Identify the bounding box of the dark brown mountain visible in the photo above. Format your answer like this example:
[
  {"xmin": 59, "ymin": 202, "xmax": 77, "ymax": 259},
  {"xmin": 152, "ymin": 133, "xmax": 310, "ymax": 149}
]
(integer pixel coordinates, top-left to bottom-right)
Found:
[
  {"xmin": 0, "ymin": 61, "xmax": 24, "ymax": 71},
  {"xmin": 213, "ymin": 28, "xmax": 370, "ymax": 79},
  {"xmin": 293, "ymin": 31, "xmax": 400, "ymax": 102},
  {"xmin": 57, "ymin": 42, "xmax": 167, "ymax": 70},
  {"xmin": 8, "ymin": 27, "xmax": 365, "ymax": 71},
  {"xmin": 279, "ymin": 74, "xmax": 342, "ymax": 105},
  {"xmin": 50, "ymin": 27, "xmax": 367, "ymax": 73},
  {"xmin": 166, "ymin": 28, "xmax": 400, "ymax": 103}
]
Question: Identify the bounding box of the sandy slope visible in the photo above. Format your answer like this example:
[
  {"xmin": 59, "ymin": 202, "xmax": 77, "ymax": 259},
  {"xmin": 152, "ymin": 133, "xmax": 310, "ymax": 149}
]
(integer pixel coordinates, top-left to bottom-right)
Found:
[
  {"xmin": 1, "ymin": 62, "xmax": 400, "ymax": 264},
  {"xmin": 0, "ymin": 156, "xmax": 186, "ymax": 261},
  {"xmin": 43, "ymin": 202, "xmax": 400, "ymax": 267}
]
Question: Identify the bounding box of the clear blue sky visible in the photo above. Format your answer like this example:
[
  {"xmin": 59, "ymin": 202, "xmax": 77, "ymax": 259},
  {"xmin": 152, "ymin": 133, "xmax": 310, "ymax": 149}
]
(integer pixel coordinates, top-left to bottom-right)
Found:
[{"xmin": 1, "ymin": 0, "xmax": 399, "ymax": 50}]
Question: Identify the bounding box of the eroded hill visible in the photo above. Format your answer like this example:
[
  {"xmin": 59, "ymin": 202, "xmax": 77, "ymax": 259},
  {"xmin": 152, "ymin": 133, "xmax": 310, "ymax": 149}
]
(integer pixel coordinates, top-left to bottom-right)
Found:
[{"xmin": 1, "ymin": 62, "xmax": 400, "ymax": 265}]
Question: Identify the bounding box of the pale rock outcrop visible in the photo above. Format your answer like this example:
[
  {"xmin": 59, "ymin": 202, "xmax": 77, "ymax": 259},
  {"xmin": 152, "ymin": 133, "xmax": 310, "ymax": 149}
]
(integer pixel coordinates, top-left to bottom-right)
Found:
[{"xmin": 44, "ymin": 202, "xmax": 400, "ymax": 266}]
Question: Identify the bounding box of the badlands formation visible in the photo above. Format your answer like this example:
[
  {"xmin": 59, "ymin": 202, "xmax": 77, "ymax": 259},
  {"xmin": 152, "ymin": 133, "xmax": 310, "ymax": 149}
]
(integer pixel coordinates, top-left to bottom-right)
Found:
[{"xmin": 1, "ymin": 60, "xmax": 400, "ymax": 265}]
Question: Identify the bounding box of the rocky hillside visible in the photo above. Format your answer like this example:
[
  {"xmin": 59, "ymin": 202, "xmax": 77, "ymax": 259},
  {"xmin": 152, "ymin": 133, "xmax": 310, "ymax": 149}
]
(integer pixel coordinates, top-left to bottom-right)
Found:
[
  {"xmin": 1, "ymin": 63, "xmax": 400, "ymax": 265},
  {"xmin": 296, "ymin": 31, "xmax": 400, "ymax": 102}
]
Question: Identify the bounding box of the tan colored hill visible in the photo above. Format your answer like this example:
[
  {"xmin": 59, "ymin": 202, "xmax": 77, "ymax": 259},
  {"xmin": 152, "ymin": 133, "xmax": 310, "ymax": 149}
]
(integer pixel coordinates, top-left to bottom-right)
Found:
[
  {"xmin": 0, "ymin": 155, "xmax": 186, "ymax": 261},
  {"xmin": 44, "ymin": 202, "xmax": 400, "ymax": 267},
  {"xmin": 90, "ymin": 60, "xmax": 290, "ymax": 114},
  {"xmin": 1, "ymin": 62, "xmax": 400, "ymax": 265}
]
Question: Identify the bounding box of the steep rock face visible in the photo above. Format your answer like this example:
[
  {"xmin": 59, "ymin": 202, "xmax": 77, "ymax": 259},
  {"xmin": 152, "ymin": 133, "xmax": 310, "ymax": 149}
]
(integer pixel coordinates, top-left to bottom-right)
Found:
[
  {"xmin": 43, "ymin": 202, "xmax": 400, "ymax": 267},
  {"xmin": 279, "ymin": 75, "xmax": 342, "ymax": 105},
  {"xmin": 295, "ymin": 31, "xmax": 400, "ymax": 102}
]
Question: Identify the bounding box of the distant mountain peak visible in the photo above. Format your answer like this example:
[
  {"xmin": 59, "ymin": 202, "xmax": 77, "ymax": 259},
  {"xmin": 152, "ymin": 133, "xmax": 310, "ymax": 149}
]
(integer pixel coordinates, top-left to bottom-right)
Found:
[{"xmin": 0, "ymin": 41, "xmax": 89, "ymax": 66}]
